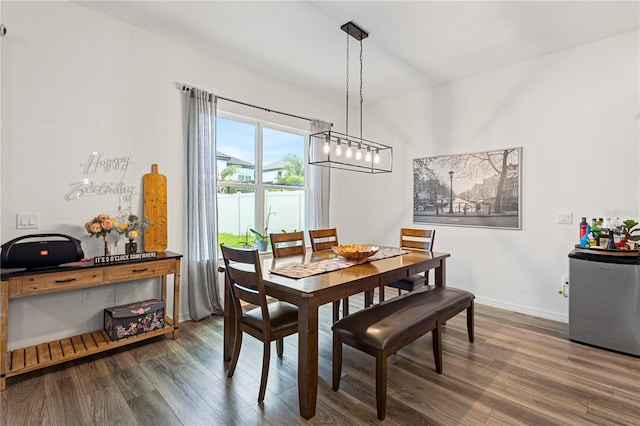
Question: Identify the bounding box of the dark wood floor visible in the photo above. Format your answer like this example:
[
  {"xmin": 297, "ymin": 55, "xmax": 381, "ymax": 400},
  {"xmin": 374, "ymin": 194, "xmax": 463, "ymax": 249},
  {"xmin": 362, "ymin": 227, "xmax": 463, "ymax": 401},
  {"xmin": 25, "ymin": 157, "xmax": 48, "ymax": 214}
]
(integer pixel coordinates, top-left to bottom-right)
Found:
[{"xmin": 1, "ymin": 290, "xmax": 640, "ymax": 425}]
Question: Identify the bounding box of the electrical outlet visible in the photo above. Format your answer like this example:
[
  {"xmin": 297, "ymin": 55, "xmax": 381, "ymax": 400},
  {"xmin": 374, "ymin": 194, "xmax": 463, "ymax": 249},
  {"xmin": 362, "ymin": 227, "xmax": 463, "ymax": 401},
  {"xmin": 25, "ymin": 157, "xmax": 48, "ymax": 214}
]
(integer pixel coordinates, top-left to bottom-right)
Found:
[
  {"xmin": 559, "ymin": 274, "xmax": 569, "ymax": 297},
  {"xmin": 556, "ymin": 212, "xmax": 573, "ymax": 225},
  {"xmin": 82, "ymin": 289, "xmax": 94, "ymax": 303}
]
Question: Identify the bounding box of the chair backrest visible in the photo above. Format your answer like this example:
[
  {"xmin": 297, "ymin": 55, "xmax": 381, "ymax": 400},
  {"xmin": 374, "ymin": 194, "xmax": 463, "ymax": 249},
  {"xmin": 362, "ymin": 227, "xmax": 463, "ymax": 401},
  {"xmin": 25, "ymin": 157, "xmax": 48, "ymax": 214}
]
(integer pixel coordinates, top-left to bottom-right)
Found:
[
  {"xmin": 308, "ymin": 228, "xmax": 339, "ymax": 252},
  {"xmin": 220, "ymin": 244, "xmax": 268, "ymax": 319},
  {"xmin": 399, "ymin": 228, "xmax": 435, "ymax": 252},
  {"xmin": 270, "ymin": 231, "xmax": 306, "ymax": 258}
]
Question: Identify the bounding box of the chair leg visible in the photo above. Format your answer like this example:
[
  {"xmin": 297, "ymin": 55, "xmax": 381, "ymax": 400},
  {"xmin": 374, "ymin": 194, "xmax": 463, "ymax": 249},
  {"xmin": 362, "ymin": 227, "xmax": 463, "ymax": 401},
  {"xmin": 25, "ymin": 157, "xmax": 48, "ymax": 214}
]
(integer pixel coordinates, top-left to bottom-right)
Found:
[
  {"xmin": 375, "ymin": 352, "xmax": 388, "ymax": 420},
  {"xmin": 432, "ymin": 322, "xmax": 442, "ymax": 374},
  {"xmin": 467, "ymin": 301, "xmax": 474, "ymax": 343},
  {"xmin": 342, "ymin": 297, "xmax": 349, "ymax": 317},
  {"xmin": 332, "ymin": 333, "xmax": 342, "ymax": 391},
  {"xmin": 364, "ymin": 290, "xmax": 374, "ymax": 307},
  {"xmin": 276, "ymin": 337, "xmax": 284, "ymax": 357},
  {"xmin": 227, "ymin": 326, "xmax": 243, "ymax": 378},
  {"xmin": 333, "ymin": 301, "xmax": 340, "ymax": 323},
  {"xmin": 258, "ymin": 340, "xmax": 271, "ymax": 403}
]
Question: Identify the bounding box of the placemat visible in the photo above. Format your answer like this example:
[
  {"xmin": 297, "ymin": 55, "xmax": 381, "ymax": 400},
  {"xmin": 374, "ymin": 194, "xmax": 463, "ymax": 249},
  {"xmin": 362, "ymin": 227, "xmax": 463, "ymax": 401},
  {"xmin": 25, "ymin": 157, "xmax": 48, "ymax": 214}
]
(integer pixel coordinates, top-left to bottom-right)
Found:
[{"xmin": 270, "ymin": 248, "xmax": 408, "ymax": 279}]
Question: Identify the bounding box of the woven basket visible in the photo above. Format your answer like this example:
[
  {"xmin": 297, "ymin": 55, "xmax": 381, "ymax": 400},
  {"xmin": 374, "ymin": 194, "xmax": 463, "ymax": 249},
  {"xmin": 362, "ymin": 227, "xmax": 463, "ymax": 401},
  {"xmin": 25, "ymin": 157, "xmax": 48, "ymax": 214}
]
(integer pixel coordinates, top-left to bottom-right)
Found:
[{"xmin": 332, "ymin": 244, "xmax": 380, "ymax": 261}]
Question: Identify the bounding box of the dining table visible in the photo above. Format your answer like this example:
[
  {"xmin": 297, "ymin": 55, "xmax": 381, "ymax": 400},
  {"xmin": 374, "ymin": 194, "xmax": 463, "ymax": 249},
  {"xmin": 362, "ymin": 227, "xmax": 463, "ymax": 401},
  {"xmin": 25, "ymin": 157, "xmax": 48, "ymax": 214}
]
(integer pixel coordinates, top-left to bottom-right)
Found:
[{"xmin": 222, "ymin": 247, "xmax": 451, "ymax": 419}]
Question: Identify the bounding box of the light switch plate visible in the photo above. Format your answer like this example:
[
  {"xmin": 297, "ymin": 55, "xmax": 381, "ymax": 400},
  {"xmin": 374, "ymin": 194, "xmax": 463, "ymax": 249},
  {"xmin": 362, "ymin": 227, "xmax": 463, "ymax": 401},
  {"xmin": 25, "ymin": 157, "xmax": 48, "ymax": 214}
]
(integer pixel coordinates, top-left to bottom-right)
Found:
[
  {"xmin": 556, "ymin": 212, "xmax": 573, "ymax": 225},
  {"xmin": 16, "ymin": 212, "xmax": 39, "ymax": 229}
]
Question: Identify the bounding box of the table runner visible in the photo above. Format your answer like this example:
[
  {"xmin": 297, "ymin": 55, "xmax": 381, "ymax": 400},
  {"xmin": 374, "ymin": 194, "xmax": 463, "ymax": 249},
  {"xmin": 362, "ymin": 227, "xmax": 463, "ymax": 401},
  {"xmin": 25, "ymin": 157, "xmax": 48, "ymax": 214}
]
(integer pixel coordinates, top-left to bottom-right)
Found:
[{"xmin": 269, "ymin": 248, "xmax": 408, "ymax": 279}]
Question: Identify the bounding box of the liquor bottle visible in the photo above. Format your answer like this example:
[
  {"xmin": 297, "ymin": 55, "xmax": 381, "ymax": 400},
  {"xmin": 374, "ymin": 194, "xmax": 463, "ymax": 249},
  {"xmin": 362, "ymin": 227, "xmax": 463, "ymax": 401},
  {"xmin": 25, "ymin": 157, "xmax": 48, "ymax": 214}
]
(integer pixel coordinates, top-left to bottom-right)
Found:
[{"xmin": 579, "ymin": 217, "xmax": 588, "ymax": 238}]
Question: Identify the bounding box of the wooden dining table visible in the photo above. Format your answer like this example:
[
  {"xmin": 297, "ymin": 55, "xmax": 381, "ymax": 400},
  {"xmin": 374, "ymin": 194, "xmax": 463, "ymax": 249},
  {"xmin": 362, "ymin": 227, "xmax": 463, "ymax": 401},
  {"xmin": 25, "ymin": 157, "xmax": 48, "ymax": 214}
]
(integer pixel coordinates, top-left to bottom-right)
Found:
[{"xmin": 222, "ymin": 248, "xmax": 450, "ymax": 419}]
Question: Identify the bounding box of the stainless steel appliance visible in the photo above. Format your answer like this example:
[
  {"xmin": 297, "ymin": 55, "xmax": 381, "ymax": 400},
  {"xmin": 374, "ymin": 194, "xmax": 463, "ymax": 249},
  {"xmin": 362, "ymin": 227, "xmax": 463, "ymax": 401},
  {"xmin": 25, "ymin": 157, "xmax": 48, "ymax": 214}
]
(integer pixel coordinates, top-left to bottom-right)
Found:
[{"xmin": 569, "ymin": 249, "xmax": 640, "ymax": 356}]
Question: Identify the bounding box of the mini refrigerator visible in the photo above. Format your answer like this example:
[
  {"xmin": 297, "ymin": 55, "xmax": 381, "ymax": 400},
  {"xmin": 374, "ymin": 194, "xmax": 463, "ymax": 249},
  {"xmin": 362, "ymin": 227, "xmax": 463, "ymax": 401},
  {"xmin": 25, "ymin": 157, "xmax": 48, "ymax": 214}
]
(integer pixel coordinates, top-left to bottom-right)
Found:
[{"xmin": 568, "ymin": 248, "xmax": 640, "ymax": 356}]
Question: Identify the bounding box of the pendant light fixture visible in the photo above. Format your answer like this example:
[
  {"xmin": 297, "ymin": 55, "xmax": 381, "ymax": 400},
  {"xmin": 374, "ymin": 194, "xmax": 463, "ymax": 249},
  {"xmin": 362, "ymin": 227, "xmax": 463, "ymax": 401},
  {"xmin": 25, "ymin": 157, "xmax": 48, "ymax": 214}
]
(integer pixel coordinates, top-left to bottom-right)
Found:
[{"xmin": 309, "ymin": 21, "xmax": 393, "ymax": 174}]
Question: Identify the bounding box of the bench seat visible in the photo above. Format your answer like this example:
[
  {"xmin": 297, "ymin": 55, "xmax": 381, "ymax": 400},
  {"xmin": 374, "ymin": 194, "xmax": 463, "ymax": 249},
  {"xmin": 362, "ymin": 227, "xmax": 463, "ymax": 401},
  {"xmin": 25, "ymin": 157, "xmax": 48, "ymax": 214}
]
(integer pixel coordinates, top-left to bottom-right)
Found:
[{"xmin": 332, "ymin": 286, "xmax": 474, "ymax": 420}]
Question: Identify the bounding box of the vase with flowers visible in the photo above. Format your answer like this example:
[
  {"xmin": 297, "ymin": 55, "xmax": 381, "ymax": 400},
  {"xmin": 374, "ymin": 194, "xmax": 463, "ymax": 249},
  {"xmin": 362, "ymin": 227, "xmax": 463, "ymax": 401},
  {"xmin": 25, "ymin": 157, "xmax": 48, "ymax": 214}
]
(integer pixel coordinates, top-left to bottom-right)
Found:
[
  {"xmin": 117, "ymin": 214, "xmax": 151, "ymax": 254},
  {"xmin": 85, "ymin": 214, "xmax": 118, "ymax": 256}
]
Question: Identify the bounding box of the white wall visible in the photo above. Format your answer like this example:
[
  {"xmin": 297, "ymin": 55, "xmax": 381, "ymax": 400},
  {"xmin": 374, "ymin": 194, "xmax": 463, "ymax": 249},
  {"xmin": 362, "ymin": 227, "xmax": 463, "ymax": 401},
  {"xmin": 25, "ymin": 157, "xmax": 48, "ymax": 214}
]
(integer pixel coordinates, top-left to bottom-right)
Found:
[
  {"xmin": 0, "ymin": 1, "xmax": 341, "ymax": 349},
  {"xmin": 332, "ymin": 30, "xmax": 640, "ymax": 321}
]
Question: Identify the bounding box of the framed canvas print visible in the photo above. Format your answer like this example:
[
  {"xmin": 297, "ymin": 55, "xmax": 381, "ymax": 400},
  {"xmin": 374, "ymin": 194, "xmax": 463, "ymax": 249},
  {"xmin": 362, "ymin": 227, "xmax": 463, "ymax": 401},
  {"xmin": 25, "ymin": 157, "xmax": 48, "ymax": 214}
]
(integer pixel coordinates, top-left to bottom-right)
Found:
[{"xmin": 413, "ymin": 147, "xmax": 521, "ymax": 229}]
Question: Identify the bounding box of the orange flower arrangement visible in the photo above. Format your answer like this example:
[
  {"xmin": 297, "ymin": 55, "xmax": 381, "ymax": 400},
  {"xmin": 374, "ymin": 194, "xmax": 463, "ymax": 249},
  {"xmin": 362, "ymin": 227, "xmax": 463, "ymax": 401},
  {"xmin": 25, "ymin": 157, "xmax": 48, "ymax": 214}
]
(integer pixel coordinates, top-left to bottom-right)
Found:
[
  {"xmin": 85, "ymin": 214, "xmax": 117, "ymax": 239},
  {"xmin": 85, "ymin": 214, "xmax": 118, "ymax": 256}
]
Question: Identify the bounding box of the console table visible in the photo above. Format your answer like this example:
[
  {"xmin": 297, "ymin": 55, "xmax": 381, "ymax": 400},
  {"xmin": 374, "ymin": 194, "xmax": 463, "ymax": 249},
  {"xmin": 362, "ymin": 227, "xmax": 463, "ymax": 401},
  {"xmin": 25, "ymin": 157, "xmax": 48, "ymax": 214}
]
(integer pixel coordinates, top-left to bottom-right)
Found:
[{"xmin": 0, "ymin": 251, "xmax": 182, "ymax": 390}]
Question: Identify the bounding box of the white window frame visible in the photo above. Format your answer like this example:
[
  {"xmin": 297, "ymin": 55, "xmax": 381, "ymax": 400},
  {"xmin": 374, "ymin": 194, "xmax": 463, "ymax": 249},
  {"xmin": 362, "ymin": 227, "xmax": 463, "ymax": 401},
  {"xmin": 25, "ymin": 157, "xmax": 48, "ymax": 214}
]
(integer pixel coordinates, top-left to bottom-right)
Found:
[{"xmin": 216, "ymin": 111, "xmax": 309, "ymax": 240}]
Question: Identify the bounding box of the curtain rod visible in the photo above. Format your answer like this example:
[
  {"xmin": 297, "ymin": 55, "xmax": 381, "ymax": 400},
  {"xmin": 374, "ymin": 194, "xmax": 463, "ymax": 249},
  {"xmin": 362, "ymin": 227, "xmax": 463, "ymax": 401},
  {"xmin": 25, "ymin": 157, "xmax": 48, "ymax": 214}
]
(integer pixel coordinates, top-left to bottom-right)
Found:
[{"xmin": 181, "ymin": 83, "xmax": 330, "ymax": 126}]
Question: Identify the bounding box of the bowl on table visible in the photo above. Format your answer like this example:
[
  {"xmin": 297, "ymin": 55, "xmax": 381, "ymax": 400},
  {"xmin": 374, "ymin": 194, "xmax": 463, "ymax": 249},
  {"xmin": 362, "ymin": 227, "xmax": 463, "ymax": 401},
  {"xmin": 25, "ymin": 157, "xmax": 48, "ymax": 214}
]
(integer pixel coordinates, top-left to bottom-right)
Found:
[{"xmin": 332, "ymin": 244, "xmax": 380, "ymax": 261}]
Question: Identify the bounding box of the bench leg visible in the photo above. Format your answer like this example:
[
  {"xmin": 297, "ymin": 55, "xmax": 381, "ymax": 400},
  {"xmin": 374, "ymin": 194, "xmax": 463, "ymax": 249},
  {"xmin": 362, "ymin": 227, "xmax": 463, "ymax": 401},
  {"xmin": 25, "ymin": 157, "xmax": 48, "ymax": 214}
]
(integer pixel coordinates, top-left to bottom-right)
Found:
[
  {"xmin": 432, "ymin": 322, "xmax": 443, "ymax": 374},
  {"xmin": 467, "ymin": 301, "xmax": 474, "ymax": 343},
  {"xmin": 332, "ymin": 333, "xmax": 342, "ymax": 391},
  {"xmin": 376, "ymin": 352, "xmax": 388, "ymax": 420}
]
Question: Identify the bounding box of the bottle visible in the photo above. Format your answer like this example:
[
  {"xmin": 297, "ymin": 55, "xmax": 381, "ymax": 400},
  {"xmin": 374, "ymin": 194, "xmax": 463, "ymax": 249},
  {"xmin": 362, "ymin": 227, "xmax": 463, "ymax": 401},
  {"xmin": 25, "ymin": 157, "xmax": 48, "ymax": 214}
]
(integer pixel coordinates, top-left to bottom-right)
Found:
[
  {"xmin": 590, "ymin": 218, "xmax": 600, "ymax": 245},
  {"xmin": 600, "ymin": 218, "xmax": 610, "ymax": 248},
  {"xmin": 579, "ymin": 217, "xmax": 588, "ymax": 238}
]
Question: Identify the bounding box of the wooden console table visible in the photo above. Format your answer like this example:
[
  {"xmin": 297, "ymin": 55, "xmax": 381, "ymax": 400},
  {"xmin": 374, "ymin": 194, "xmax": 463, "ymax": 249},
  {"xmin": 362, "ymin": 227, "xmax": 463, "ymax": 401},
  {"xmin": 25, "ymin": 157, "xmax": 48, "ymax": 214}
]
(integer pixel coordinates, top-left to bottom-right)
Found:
[{"xmin": 0, "ymin": 251, "xmax": 182, "ymax": 390}]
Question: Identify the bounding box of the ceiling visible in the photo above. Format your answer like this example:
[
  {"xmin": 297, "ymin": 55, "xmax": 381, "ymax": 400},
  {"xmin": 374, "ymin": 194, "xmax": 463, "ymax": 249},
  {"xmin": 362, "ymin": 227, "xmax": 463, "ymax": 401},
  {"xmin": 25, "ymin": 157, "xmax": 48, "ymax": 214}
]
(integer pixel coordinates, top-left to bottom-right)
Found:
[{"xmin": 76, "ymin": 1, "xmax": 640, "ymax": 104}]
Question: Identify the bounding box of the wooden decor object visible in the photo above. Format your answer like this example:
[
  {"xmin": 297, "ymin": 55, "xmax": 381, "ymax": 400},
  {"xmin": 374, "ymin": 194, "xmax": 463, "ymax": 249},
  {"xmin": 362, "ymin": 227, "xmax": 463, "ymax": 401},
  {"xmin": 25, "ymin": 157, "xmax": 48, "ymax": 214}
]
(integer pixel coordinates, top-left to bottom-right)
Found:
[{"xmin": 143, "ymin": 164, "xmax": 168, "ymax": 252}]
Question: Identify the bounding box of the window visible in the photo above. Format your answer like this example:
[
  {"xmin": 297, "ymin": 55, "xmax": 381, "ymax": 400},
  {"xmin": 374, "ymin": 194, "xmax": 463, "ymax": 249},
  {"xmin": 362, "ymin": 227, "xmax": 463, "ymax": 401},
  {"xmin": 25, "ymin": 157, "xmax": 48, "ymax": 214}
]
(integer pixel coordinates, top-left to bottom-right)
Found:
[{"xmin": 217, "ymin": 113, "xmax": 307, "ymax": 250}]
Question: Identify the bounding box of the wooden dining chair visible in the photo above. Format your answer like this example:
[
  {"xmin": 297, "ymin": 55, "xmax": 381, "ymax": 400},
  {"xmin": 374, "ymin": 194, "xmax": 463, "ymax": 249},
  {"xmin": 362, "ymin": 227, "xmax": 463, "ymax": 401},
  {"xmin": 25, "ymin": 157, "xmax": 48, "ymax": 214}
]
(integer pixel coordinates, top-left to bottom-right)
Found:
[
  {"xmin": 270, "ymin": 231, "xmax": 306, "ymax": 258},
  {"xmin": 308, "ymin": 228, "xmax": 348, "ymax": 322},
  {"xmin": 385, "ymin": 228, "xmax": 436, "ymax": 297},
  {"xmin": 308, "ymin": 228, "xmax": 339, "ymax": 252},
  {"xmin": 220, "ymin": 244, "xmax": 299, "ymax": 404}
]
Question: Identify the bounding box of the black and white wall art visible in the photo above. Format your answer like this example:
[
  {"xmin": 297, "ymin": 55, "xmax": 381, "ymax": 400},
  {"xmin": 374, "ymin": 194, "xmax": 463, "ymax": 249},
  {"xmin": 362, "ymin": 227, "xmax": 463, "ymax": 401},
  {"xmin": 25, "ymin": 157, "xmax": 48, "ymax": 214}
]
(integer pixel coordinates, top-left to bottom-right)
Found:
[{"xmin": 413, "ymin": 147, "xmax": 521, "ymax": 229}]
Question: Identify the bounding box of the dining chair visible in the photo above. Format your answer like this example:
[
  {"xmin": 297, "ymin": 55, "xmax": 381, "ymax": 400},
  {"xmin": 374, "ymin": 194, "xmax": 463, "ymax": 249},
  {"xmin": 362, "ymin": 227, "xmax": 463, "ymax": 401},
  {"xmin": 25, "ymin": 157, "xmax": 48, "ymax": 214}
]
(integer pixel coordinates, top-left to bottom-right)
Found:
[
  {"xmin": 270, "ymin": 231, "xmax": 306, "ymax": 257},
  {"xmin": 308, "ymin": 228, "xmax": 348, "ymax": 322},
  {"xmin": 220, "ymin": 244, "xmax": 299, "ymax": 404},
  {"xmin": 308, "ymin": 228, "xmax": 339, "ymax": 252},
  {"xmin": 384, "ymin": 228, "xmax": 436, "ymax": 297}
]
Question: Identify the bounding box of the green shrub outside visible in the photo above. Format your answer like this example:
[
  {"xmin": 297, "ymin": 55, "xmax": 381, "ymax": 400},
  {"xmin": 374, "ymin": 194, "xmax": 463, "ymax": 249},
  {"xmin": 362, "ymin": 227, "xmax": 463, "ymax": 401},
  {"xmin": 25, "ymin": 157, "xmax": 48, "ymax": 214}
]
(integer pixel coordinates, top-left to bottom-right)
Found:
[{"xmin": 218, "ymin": 232, "xmax": 253, "ymax": 248}]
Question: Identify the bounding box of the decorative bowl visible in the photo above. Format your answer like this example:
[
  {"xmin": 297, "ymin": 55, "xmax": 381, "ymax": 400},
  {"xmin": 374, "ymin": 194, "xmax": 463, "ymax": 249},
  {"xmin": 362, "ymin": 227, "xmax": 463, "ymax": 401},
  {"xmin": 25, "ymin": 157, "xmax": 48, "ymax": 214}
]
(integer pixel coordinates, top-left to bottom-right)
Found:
[{"xmin": 332, "ymin": 244, "xmax": 380, "ymax": 261}]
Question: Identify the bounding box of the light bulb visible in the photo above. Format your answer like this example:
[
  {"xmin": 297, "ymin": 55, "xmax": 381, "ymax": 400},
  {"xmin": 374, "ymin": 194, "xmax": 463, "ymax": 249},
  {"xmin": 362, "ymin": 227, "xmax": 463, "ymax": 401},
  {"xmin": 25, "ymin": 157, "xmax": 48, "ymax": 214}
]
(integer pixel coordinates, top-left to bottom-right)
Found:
[
  {"xmin": 335, "ymin": 139, "xmax": 342, "ymax": 157},
  {"xmin": 374, "ymin": 148, "xmax": 380, "ymax": 164},
  {"xmin": 322, "ymin": 136, "xmax": 330, "ymax": 154},
  {"xmin": 365, "ymin": 146, "xmax": 372, "ymax": 162},
  {"xmin": 355, "ymin": 143, "xmax": 362, "ymax": 160},
  {"xmin": 345, "ymin": 141, "xmax": 353, "ymax": 158}
]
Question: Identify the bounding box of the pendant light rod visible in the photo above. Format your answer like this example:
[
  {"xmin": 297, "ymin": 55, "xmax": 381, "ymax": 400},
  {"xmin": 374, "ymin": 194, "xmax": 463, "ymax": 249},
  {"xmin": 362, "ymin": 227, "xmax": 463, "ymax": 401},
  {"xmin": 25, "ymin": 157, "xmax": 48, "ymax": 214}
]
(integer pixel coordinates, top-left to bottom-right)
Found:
[{"xmin": 341, "ymin": 21, "xmax": 369, "ymax": 142}]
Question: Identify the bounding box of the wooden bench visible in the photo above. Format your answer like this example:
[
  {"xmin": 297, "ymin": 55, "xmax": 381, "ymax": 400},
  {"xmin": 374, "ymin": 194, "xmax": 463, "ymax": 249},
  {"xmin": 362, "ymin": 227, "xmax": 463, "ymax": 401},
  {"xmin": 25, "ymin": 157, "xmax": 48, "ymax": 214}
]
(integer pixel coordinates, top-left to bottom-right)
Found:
[{"xmin": 331, "ymin": 286, "xmax": 475, "ymax": 420}]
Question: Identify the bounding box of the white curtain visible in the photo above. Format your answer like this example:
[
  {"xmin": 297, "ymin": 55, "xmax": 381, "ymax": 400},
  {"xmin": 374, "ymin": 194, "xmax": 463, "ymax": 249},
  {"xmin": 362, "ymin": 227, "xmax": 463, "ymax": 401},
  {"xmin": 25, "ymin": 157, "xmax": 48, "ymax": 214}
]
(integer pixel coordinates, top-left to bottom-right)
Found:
[
  {"xmin": 185, "ymin": 88, "xmax": 223, "ymax": 320},
  {"xmin": 307, "ymin": 120, "xmax": 332, "ymax": 229}
]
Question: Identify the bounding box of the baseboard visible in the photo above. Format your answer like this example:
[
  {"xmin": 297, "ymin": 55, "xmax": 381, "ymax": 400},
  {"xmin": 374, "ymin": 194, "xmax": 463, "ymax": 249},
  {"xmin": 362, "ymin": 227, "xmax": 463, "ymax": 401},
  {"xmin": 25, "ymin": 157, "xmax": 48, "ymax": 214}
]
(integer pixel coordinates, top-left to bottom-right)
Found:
[{"xmin": 474, "ymin": 296, "xmax": 569, "ymax": 324}]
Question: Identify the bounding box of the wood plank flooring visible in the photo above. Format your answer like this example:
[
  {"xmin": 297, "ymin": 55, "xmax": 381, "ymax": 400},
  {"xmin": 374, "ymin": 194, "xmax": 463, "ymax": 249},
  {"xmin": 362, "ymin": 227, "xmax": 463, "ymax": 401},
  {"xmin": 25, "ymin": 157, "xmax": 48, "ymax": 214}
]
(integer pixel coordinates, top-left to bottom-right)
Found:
[{"xmin": 1, "ymin": 290, "xmax": 639, "ymax": 425}]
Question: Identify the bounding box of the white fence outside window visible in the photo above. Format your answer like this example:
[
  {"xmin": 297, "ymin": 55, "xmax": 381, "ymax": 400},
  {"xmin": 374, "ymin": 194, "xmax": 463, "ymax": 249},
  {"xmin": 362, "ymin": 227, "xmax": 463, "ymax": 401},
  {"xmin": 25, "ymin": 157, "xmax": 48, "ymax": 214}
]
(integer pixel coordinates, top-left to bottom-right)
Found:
[{"xmin": 218, "ymin": 191, "xmax": 305, "ymax": 236}]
